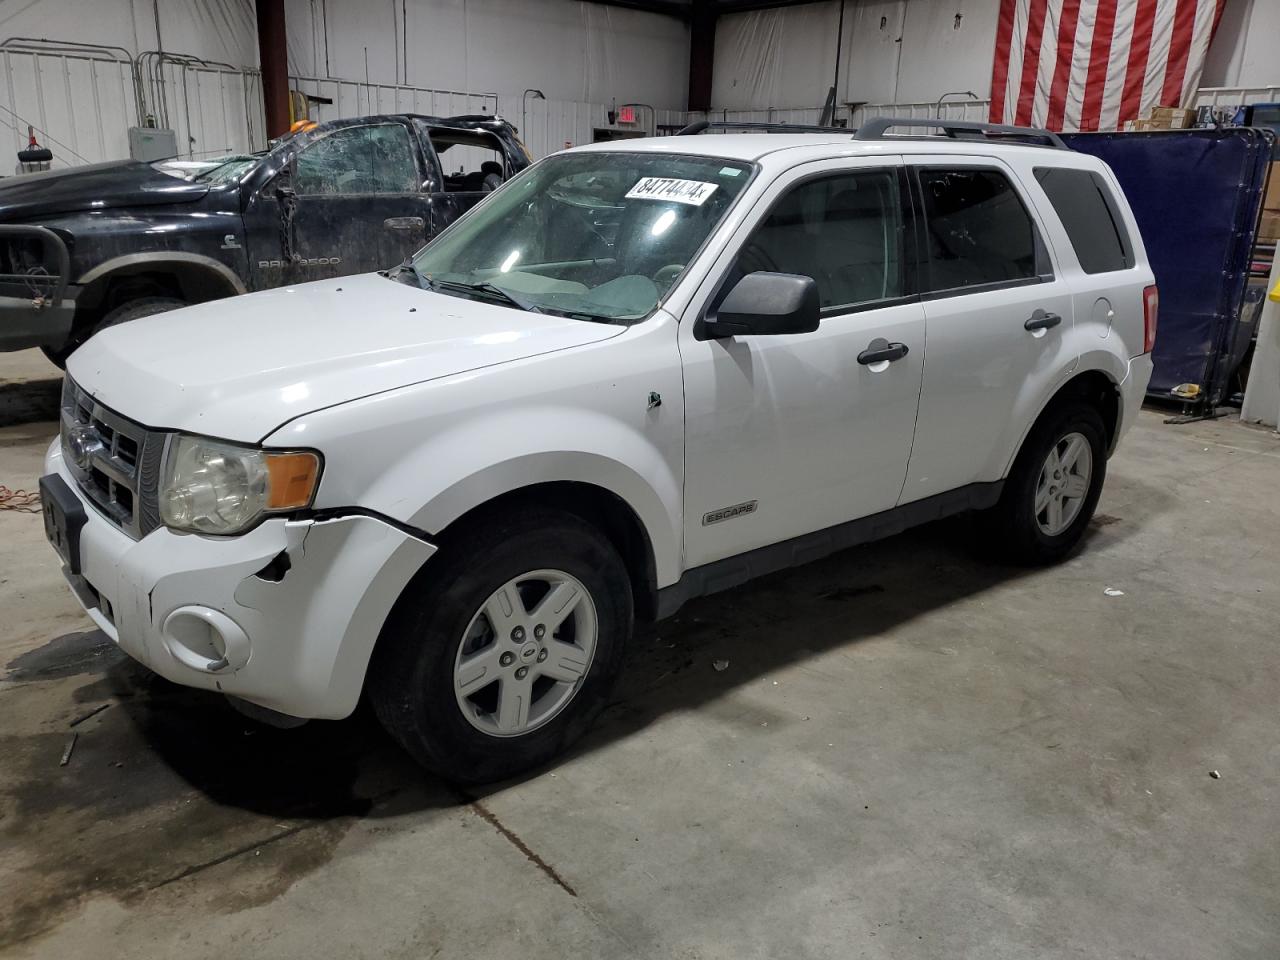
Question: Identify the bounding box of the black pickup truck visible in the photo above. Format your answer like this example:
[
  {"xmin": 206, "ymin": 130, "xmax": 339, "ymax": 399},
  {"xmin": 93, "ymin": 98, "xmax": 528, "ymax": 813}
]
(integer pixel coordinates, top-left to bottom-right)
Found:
[{"xmin": 0, "ymin": 113, "xmax": 528, "ymax": 364}]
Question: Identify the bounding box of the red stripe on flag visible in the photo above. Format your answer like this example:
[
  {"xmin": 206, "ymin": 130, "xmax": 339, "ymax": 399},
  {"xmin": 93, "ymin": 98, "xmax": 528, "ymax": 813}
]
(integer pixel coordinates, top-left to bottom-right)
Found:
[
  {"xmin": 1119, "ymin": 0, "xmax": 1159, "ymax": 123},
  {"xmin": 989, "ymin": 0, "xmax": 1019, "ymax": 124},
  {"xmin": 1014, "ymin": 0, "xmax": 1051, "ymax": 126},
  {"xmin": 1078, "ymin": 0, "xmax": 1117, "ymax": 132},
  {"xmin": 1045, "ymin": 0, "xmax": 1082, "ymax": 130},
  {"xmin": 1160, "ymin": 0, "xmax": 1201, "ymax": 106}
]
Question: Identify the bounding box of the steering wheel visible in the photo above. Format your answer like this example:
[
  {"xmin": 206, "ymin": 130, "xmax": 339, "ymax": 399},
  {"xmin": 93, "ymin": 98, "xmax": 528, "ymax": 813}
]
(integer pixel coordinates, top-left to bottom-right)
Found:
[{"xmin": 652, "ymin": 263, "xmax": 684, "ymax": 288}]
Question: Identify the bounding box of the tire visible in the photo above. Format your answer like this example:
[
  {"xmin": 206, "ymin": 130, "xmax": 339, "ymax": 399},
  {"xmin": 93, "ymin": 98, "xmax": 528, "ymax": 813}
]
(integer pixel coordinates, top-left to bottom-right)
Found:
[
  {"xmin": 97, "ymin": 295, "xmax": 187, "ymax": 333},
  {"xmin": 42, "ymin": 296, "xmax": 187, "ymax": 368},
  {"xmin": 984, "ymin": 400, "xmax": 1107, "ymax": 564},
  {"xmin": 368, "ymin": 508, "xmax": 633, "ymax": 783}
]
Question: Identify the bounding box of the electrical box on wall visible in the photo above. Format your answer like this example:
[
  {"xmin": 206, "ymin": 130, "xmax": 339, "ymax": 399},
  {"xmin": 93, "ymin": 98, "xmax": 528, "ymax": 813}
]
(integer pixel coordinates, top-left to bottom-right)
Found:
[{"xmin": 128, "ymin": 127, "xmax": 178, "ymax": 162}]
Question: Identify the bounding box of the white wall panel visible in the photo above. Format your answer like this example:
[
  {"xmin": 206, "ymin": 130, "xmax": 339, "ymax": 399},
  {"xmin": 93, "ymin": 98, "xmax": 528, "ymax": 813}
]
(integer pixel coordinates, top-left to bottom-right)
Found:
[
  {"xmin": 712, "ymin": 3, "xmax": 842, "ymax": 111},
  {"xmin": 843, "ymin": 0, "xmax": 906, "ymax": 105},
  {"xmin": 284, "ymin": 0, "xmax": 688, "ymax": 109},
  {"xmin": 891, "ymin": 0, "xmax": 999, "ymax": 104},
  {"xmin": 1202, "ymin": 0, "xmax": 1280, "ymax": 90}
]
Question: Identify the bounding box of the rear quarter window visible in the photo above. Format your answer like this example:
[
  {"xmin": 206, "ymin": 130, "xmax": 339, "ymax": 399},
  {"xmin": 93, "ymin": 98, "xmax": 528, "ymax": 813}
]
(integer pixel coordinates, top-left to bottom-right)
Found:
[{"xmin": 1034, "ymin": 167, "xmax": 1134, "ymax": 274}]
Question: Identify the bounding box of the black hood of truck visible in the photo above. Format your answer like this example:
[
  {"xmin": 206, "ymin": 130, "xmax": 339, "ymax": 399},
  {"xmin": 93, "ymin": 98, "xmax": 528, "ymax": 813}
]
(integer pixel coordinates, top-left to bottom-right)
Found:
[{"xmin": 0, "ymin": 160, "xmax": 213, "ymax": 219}]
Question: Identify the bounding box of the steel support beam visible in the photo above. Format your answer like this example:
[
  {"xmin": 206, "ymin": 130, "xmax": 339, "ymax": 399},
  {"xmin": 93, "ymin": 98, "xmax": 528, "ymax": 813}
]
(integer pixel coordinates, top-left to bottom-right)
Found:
[
  {"xmin": 688, "ymin": 0, "xmax": 716, "ymax": 112},
  {"xmin": 256, "ymin": 0, "xmax": 290, "ymax": 138}
]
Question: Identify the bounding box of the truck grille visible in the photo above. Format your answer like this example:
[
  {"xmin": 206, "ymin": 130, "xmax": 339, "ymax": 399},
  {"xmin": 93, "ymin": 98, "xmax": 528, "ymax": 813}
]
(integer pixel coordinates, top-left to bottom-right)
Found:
[{"xmin": 60, "ymin": 378, "xmax": 165, "ymax": 539}]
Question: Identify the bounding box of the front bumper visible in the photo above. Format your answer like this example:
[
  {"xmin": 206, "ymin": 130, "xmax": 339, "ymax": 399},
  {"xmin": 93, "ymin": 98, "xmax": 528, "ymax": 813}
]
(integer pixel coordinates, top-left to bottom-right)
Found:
[
  {"xmin": 44, "ymin": 440, "xmax": 435, "ymax": 719},
  {"xmin": 0, "ymin": 224, "xmax": 78, "ymax": 352}
]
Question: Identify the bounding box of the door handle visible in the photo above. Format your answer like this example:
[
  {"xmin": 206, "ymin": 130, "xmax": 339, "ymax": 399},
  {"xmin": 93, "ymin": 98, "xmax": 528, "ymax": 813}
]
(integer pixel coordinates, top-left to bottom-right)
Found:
[
  {"xmin": 1024, "ymin": 309, "xmax": 1063, "ymax": 331},
  {"xmin": 857, "ymin": 338, "xmax": 910, "ymax": 365},
  {"xmin": 384, "ymin": 216, "xmax": 425, "ymax": 231}
]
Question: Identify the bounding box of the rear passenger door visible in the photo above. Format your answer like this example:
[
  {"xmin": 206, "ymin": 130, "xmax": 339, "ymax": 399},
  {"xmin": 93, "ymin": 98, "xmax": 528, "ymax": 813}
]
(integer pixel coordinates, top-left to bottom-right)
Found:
[{"xmin": 899, "ymin": 157, "xmax": 1076, "ymax": 504}]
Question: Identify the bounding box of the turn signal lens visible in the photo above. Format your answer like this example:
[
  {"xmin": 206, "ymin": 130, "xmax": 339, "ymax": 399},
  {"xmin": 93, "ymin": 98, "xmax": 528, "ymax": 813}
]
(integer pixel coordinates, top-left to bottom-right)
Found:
[
  {"xmin": 265, "ymin": 452, "xmax": 321, "ymax": 509},
  {"xmin": 1142, "ymin": 284, "xmax": 1159, "ymax": 354}
]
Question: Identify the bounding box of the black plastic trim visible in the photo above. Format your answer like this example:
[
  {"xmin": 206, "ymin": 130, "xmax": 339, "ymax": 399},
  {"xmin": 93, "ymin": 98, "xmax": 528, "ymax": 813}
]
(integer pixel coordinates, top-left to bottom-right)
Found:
[{"xmin": 655, "ymin": 480, "xmax": 1003, "ymax": 620}]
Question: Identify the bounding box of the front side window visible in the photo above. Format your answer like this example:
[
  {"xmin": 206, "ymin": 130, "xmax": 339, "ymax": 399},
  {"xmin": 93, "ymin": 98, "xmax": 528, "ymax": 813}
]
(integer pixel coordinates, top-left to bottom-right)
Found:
[
  {"xmin": 919, "ymin": 168, "xmax": 1046, "ymax": 292},
  {"xmin": 738, "ymin": 170, "xmax": 904, "ymax": 310},
  {"xmin": 410, "ymin": 152, "xmax": 753, "ymax": 322},
  {"xmin": 293, "ymin": 123, "xmax": 419, "ymax": 195},
  {"xmin": 1034, "ymin": 167, "xmax": 1134, "ymax": 274}
]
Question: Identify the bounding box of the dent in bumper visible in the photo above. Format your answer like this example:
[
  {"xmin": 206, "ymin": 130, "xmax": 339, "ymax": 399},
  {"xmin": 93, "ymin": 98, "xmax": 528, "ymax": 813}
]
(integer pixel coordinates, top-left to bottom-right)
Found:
[{"xmin": 46, "ymin": 440, "xmax": 435, "ymax": 719}]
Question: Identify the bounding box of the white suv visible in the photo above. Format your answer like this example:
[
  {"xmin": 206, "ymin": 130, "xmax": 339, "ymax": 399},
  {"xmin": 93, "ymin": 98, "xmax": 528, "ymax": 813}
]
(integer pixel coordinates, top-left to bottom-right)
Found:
[{"xmin": 40, "ymin": 119, "xmax": 1156, "ymax": 782}]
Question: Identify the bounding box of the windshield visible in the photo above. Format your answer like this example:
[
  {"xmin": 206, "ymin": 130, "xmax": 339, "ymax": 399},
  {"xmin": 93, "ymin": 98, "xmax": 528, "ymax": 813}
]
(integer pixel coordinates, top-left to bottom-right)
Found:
[
  {"xmin": 152, "ymin": 155, "xmax": 258, "ymax": 184},
  {"xmin": 410, "ymin": 151, "xmax": 753, "ymax": 322}
]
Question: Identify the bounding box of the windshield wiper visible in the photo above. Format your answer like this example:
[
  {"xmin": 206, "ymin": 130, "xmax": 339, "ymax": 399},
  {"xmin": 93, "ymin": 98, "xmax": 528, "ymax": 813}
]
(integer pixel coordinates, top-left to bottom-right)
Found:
[{"xmin": 433, "ymin": 278, "xmax": 543, "ymax": 314}]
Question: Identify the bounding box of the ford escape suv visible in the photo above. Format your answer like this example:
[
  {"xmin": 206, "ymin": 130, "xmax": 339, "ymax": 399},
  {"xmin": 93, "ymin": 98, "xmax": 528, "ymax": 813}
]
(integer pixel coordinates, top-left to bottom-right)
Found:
[{"xmin": 41, "ymin": 118, "xmax": 1156, "ymax": 782}]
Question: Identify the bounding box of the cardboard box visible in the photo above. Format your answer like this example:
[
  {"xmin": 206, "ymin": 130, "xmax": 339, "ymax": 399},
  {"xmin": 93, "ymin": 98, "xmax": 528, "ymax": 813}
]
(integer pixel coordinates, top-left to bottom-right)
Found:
[
  {"xmin": 1259, "ymin": 210, "xmax": 1280, "ymax": 242},
  {"xmin": 1141, "ymin": 107, "xmax": 1198, "ymax": 130},
  {"xmin": 1264, "ymin": 161, "xmax": 1280, "ymax": 214}
]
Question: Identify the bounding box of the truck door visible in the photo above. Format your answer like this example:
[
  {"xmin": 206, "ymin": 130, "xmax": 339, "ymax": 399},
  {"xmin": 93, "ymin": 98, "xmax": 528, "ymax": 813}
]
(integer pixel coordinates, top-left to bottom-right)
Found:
[{"xmin": 245, "ymin": 120, "xmax": 430, "ymax": 289}]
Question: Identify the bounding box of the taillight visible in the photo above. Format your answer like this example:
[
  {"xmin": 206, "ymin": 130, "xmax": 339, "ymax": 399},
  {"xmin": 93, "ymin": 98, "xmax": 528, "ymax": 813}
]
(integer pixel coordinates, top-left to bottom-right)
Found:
[{"xmin": 1142, "ymin": 284, "xmax": 1159, "ymax": 353}]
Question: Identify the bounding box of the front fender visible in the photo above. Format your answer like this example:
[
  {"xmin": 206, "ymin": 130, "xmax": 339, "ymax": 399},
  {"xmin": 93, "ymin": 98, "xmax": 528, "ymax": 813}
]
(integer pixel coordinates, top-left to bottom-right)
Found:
[{"xmin": 266, "ymin": 316, "xmax": 687, "ymax": 587}]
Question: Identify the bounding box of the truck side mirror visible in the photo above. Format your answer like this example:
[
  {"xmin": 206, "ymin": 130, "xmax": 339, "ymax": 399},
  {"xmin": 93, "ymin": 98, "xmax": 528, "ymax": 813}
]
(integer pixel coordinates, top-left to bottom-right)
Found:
[{"xmin": 699, "ymin": 271, "xmax": 821, "ymax": 340}]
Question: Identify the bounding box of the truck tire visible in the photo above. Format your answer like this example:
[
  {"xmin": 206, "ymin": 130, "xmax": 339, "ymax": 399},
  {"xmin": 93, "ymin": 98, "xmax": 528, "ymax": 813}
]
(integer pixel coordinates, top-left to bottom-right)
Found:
[
  {"xmin": 984, "ymin": 401, "xmax": 1107, "ymax": 564},
  {"xmin": 40, "ymin": 296, "xmax": 188, "ymax": 368},
  {"xmin": 97, "ymin": 295, "xmax": 188, "ymax": 332},
  {"xmin": 368, "ymin": 508, "xmax": 633, "ymax": 783}
]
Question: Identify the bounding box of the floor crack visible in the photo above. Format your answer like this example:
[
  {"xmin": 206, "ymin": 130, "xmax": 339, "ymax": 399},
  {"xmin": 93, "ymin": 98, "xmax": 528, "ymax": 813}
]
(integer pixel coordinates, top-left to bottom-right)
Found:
[{"xmin": 468, "ymin": 799, "xmax": 578, "ymax": 897}]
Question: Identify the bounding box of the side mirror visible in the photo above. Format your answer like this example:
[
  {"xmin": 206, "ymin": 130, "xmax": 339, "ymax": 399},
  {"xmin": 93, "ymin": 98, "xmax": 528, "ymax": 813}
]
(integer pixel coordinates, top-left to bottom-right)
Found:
[
  {"xmin": 701, "ymin": 271, "xmax": 820, "ymax": 340},
  {"xmin": 274, "ymin": 178, "xmax": 295, "ymax": 201}
]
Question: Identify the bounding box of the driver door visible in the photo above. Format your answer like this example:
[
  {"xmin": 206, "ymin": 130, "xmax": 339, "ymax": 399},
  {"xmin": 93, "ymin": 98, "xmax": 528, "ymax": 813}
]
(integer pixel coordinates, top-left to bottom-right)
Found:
[
  {"xmin": 245, "ymin": 120, "xmax": 430, "ymax": 288},
  {"xmin": 680, "ymin": 157, "xmax": 927, "ymax": 569}
]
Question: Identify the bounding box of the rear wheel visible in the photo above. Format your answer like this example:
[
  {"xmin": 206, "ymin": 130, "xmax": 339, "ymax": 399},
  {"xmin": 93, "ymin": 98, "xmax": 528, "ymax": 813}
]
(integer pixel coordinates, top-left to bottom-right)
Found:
[
  {"xmin": 984, "ymin": 401, "xmax": 1107, "ymax": 564},
  {"xmin": 369, "ymin": 509, "xmax": 632, "ymax": 783}
]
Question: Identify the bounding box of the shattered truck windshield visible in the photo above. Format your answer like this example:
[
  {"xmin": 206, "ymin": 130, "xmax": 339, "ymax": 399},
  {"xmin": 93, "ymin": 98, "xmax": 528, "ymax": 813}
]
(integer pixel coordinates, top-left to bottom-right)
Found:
[{"xmin": 408, "ymin": 151, "xmax": 753, "ymax": 322}]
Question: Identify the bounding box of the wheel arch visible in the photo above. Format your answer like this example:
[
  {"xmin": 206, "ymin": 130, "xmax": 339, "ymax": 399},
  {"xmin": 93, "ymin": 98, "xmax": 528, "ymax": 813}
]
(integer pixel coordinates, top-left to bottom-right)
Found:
[
  {"xmin": 424, "ymin": 480, "xmax": 662, "ymax": 621},
  {"xmin": 1006, "ymin": 366, "xmax": 1123, "ymax": 475},
  {"xmin": 75, "ymin": 252, "xmax": 246, "ymax": 315}
]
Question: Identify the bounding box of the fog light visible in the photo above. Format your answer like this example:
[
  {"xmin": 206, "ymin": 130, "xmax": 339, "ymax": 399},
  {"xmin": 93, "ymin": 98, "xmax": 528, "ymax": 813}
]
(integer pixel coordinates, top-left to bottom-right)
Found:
[{"xmin": 161, "ymin": 606, "xmax": 250, "ymax": 673}]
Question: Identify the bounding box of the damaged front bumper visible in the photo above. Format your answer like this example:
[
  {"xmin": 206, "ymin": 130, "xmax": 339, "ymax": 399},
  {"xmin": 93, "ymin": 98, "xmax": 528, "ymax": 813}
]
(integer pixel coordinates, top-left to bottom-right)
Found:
[{"xmin": 44, "ymin": 440, "xmax": 435, "ymax": 719}]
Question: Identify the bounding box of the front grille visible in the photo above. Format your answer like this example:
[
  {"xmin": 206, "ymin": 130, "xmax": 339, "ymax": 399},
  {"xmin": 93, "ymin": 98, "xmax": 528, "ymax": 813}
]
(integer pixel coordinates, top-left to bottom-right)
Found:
[{"xmin": 61, "ymin": 378, "xmax": 165, "ymax": 539}]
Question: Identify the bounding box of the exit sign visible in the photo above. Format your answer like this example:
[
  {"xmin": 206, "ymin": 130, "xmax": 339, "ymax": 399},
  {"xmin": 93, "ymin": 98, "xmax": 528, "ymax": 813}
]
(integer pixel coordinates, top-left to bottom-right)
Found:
[{"xmin": 618, "ymin": 105, "xmax": 636, "ymax": 124}]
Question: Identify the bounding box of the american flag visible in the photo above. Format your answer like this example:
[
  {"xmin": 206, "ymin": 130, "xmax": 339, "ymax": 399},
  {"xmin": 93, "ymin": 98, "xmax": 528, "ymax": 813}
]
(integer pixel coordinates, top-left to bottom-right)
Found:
[{"xmin": 989, "ymin": 0, "xmax": 1227, "ymax": 132}]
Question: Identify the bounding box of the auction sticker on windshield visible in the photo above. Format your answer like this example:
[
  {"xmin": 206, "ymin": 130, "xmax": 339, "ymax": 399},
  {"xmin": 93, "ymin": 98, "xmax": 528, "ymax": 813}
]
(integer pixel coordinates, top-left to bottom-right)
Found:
[{"xmin": 625, "ymin": 177, "xmax": 719, "ymax": 206}]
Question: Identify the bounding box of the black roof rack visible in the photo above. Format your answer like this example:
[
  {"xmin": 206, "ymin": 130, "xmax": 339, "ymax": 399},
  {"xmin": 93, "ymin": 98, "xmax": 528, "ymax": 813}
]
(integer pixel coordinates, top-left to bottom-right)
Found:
[
  {"xmin": 853, "ymin": 117, "xmax": 1068, "ymax": 150},
  {"xmin": 675, "ymin": 119, "xmax": 850, "ymax": 136}
]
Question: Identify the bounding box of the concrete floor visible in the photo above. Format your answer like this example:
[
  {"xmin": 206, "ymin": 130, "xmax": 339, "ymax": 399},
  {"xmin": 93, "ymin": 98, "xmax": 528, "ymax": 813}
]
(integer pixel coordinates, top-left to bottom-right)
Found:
[{"xmin": 2, "ymin": 346, "xmax": 1278, "ymax": 959}]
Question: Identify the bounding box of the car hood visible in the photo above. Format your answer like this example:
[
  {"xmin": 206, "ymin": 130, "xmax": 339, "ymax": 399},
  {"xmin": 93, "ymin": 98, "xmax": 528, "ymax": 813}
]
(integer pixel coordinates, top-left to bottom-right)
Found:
[
  {"xmin": 0, "ymin": 160, "xmax": 211, "ymax": 219},
  {"xmin": 67, "ymin": 272, "xmax": 626, "ymax": 440}
]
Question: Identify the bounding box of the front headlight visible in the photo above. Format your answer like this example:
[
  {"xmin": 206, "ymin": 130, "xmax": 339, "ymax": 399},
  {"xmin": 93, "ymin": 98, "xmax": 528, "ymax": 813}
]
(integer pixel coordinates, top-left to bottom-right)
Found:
[{"xmin": 160, "ymin": 434, "xmax": 321, "ymax": 535}]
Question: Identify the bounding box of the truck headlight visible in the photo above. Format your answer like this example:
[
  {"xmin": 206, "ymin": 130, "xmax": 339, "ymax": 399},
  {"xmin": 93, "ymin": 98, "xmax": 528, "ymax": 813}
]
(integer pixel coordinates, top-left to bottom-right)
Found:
[{"xmin": 159, "ymin": 434, "xmax": 321, "ymax": 535}]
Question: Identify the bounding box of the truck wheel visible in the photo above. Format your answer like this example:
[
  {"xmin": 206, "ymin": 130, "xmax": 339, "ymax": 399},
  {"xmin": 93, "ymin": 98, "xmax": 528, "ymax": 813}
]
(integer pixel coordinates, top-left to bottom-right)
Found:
[
  {"xmin": 369, "ymin": 508, "xmax": 633, "ymax": 783},
  {"xmin": 40, "ymin": 296, "xmax": 188, "ymax": 368},
  {"xmin": 97, "ymin": 295, "xmax": 188, "ymax": 333},
  {"xmin": 984, "ymin": 401, "xmax": 1107, "ymax": 564}
]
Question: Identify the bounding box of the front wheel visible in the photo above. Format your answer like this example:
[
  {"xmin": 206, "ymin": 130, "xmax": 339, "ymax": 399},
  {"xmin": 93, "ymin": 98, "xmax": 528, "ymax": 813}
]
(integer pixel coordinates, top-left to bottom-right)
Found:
[
  {"xmin": 984, "ymin": 401, "xmax": 1107, "ymax": 564},
  {"xmin": 40, "ymin": 296, "xmax": 188, "ymax": 368},
  {"xmin": 368, "ymin": 509, "xmax": 632, "ymax": 783}
]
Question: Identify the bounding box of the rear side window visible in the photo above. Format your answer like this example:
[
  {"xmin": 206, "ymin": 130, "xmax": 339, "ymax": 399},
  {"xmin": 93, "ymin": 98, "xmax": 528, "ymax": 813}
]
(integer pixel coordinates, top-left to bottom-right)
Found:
[
  {"xmin": 1034, "ymin": 167, "xmax": 1134, "ymax": 274},
  {"xmin": 918, "ymin": 168, "xmax": 1047, "ymax": 292}
]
